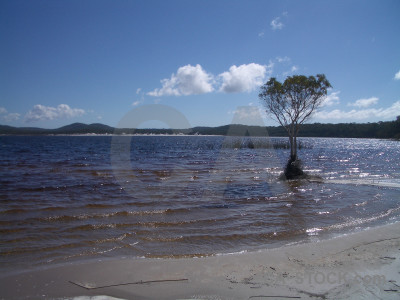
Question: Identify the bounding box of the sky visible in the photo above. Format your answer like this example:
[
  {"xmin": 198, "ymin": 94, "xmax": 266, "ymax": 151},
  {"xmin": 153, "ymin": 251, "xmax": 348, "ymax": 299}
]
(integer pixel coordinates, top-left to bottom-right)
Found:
[{"xmin": 1, "ymin": 0, "xmax": 400, "ymax": 129}]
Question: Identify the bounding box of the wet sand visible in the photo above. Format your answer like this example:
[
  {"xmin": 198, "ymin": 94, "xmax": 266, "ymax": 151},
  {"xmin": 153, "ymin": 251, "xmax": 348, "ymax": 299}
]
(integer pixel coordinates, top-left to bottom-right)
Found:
[{"xmin": 1, "ymin": 222, "xmax": 399, "ymax": 300}]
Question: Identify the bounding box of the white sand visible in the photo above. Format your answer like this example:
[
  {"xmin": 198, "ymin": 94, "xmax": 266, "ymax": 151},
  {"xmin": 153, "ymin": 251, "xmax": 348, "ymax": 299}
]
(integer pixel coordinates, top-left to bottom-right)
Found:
[{"xmin": 1, "ymin": 222, "xmax": 400, "ymax": 300}]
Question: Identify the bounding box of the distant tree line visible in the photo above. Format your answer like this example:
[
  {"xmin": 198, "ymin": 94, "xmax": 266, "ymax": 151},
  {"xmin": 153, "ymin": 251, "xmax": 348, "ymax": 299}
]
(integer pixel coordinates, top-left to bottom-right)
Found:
[
  {"xmin": 1, "ymin": 117, "xmax": 399, "ymax": 139},
  {"xmin": 191, "ymin": 117, "xmax": 400, "ymax": 139},
  {"xmin": 294, "ymin": 117, "xmax": 400, "ymax": 139}
]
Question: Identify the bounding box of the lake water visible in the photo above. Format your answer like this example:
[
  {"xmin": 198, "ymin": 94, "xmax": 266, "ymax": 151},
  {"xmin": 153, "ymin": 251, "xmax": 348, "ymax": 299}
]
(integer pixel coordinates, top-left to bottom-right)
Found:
[{"xmin": 1, "ymin": 135, "xmax": 399, "ymax": 272}]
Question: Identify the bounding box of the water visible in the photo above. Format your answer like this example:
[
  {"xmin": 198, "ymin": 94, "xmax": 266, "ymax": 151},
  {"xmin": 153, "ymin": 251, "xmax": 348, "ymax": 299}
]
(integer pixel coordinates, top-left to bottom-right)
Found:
[{"xmin": 1, "ymin": 135, "xmax": 399, "ymax": 273}]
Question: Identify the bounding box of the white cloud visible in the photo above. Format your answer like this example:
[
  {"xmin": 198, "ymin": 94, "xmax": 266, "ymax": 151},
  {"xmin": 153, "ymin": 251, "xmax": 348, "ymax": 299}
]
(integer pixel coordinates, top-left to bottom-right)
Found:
[
  {"xmin": 275, "ymin": 56, "xmax": 299, "ymax": 77},
  {"xmin": 394, "ymin": 70, "xmax": 400, "ymax": 80},
  {"xmin": 276, "ymin": 56, "xmax": 291, "ymax": 63},
  {"xmin": 134, "ymin": 88, "xmax": 145, "ymax": 106},
  {"xmin": 282, "ymin": 65, "xmax": 299, "ymax": 77},
  {"xmin": 148, "ymin": 63, "xmax": 273, "ymax": 96},
  {"xmin": 228, "ymin": 106, "xmax": 265, "ymax": 126},
  {"xmin": 3, "ymin": 113, "xmax": 21, "ymax": 122},
  {"xmin": 321, "ymin": 91, "xmax": 340, "ymax": 107},
  {"xmin": 0, "ymin": 107, "xmax": 21, "ymax": 122},
  {"xmin": 219, "ymin": 63, "xmax": 271, "ymax": 93},
  {"xmin": 25, "ymin": 104, "xmax": 85, "ymax": 122},
  {"xmin": 147, "ymin": 64, "xmax": 214, "ymax": 97},
  {"xmin": 314, "ymin": 101, "xmax": 400, "ymax": 121},
  {"xmin": 229, "ymin": 106, "xmax": 260, "ymax": 119},
  {"xmin": 348, "ymin": 97, "xmax": 378, "ymax": 108},
  {"xmin": 271, "ymin": 17, "xmax": 284, "ymax": 30}
]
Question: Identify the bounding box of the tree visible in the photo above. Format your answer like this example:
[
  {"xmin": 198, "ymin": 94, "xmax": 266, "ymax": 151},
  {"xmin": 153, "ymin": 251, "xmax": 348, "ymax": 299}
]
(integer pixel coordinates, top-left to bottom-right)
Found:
[{"xmin": 259, "ymin": 74, "xmax": 331, "ymax": 179}]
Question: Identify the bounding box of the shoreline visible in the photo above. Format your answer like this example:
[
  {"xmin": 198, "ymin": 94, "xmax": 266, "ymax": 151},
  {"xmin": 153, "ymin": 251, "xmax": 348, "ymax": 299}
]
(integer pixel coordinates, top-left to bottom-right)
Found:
[{"xmin": 1, "ymin": 222, "xmax": 399, "ymax": 299}]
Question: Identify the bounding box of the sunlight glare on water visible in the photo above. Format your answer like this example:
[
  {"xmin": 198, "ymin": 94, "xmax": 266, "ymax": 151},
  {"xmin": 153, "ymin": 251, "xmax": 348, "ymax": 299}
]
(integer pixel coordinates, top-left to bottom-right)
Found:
[{"xmin": 0, "ymin": 136, "xmax": 399, "ymax": 272}]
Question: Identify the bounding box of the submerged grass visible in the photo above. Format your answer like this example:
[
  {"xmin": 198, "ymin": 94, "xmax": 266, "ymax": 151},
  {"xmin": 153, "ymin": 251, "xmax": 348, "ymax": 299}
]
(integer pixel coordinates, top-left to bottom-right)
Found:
[{"xmin": 221, "ymin": 138, "xmax": 313, "ymax": 150}]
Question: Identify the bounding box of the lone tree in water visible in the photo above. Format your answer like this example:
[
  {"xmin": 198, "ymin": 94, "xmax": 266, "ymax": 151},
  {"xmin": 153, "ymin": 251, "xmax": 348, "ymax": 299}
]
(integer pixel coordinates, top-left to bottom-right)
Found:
[{"xmin": 259, "ymin": 74, "xmax": 331, "ymax": 179}]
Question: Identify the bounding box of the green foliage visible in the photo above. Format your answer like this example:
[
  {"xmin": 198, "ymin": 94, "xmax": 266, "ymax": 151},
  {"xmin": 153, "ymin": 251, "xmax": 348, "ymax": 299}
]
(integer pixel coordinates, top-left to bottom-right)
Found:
[
  {"xmin": 259, "ymin": 74, "xmax": 331, "ymax": 163},
  {"xmin": 259, "ymin": 74, "xmax": 331, "ymax": 129},
  {"xmin": 295, "ymin": 121, "xmax": 400, "ymax": 139}
]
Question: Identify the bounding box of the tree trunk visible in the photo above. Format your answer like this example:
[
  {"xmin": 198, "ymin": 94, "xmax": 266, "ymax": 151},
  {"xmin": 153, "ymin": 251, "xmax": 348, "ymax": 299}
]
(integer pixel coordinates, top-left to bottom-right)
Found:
[
  {"xmin": 289, "ymin": 135, "xmax": 297, "ymax": 161},
  {"xmin": 285, "ymin": 134, "xmax": 303, "ymax": 179},
  {"xmin": 293, "ymin": 136, "xmax": 297, "ymax": 161}
]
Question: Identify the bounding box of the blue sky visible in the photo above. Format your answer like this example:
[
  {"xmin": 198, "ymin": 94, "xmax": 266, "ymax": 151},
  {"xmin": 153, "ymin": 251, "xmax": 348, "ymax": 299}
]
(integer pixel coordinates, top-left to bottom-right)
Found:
[{"xmin": 1, "ymin": 0, "xmax": 399, "ymax": 129}]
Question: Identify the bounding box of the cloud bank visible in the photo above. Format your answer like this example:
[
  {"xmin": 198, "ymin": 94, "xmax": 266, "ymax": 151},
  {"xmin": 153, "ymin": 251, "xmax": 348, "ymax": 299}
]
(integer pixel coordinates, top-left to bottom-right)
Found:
[
  {"xmin": 348, "ymin": 97, "xmax": 379, "ymax": 108},
  {"xmin": 148, "ymin": 63, "xmax": 270, "ymax": 97},
  {"xmin": 314, "ymin": 100, "xmax": 400, "ymax": 121},
  {"xmin": 0, "ymin": 107, "xmax": 21, "ymax": 122},
  {"xmin": 25, "ymin": 104, "xmax": 85, "ymax": 122},
  {"xmin": 321, "ymin": 91, "xmax": 340, "ymax": 107}
]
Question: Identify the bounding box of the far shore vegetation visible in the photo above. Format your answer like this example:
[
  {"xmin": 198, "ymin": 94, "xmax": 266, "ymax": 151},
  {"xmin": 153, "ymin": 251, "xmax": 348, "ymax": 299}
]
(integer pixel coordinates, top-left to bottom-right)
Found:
[{"xmin": 0, "ymin": 116, "xmax": 399, "ymax": 139}]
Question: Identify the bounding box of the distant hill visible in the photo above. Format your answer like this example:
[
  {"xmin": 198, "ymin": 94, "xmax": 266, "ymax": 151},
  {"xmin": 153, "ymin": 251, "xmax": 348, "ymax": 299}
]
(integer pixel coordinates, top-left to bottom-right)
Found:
[
  {"xmin": 0, "ymin": 125, "xmax": 49, "ymax": 135},
  {"xmin": 53, "ymin": 123, "xmax": 114, "ymax": 134},
  {"xmin": 1, "ymin": 118, "xmax": 399, "ymax": 139},
  {"xmin": 0, "ymin": 123, "xmax": 115, "ymax": 135}
]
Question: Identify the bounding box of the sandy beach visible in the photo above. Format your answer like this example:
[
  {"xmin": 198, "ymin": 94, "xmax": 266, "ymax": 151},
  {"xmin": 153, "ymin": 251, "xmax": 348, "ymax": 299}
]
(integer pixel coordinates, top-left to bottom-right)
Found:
[{"xmin": 0, "ymin": 222, "xmax": 399, "ymax": 300}]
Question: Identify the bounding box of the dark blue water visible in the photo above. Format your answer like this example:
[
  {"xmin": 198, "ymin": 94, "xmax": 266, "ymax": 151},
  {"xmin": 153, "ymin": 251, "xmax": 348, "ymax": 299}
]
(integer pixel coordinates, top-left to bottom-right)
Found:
[{"xmin": 1, "ymin": 135, "xmax": 399, "ymax": 272}]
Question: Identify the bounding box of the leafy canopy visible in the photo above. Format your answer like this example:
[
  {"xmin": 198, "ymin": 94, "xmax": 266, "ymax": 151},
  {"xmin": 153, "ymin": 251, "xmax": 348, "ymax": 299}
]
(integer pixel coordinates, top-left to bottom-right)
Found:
[{"xmin": 259, "ymin": 74, "xmax": 331, "ymax": 130}]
